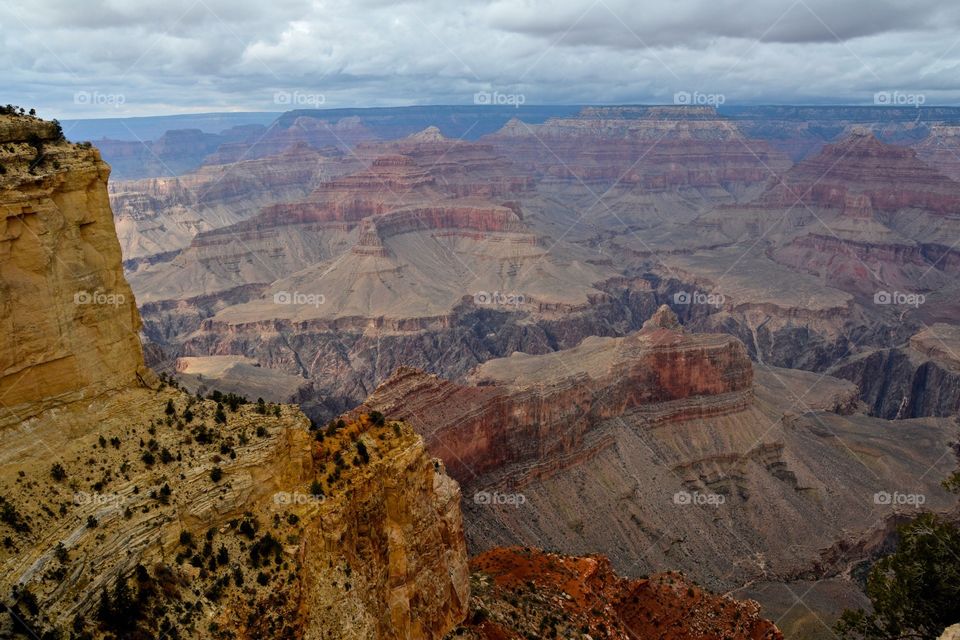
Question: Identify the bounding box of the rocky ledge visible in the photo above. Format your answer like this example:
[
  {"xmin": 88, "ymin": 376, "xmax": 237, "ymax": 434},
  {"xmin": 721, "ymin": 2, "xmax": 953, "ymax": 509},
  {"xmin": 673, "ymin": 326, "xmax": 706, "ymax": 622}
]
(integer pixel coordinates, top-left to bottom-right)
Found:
[{"xmin": 449, "ymin": 547, "xmax": 782, "ymax": 639}]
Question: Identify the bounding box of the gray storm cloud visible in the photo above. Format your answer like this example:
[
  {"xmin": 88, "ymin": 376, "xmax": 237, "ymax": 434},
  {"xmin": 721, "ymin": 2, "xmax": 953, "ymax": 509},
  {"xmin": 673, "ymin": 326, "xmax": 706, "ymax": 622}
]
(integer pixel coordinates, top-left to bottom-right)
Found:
[{"xmin": 1, "ymin": 0, "xmax": 958, "ymax": 117}]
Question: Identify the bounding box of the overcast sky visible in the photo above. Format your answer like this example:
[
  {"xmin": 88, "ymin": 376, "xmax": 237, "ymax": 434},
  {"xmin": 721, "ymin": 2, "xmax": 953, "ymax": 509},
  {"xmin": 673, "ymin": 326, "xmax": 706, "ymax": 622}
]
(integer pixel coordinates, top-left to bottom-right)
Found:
[{"xmin": 3, "ymin": 0, "xmax": 960, "ymax": 119}]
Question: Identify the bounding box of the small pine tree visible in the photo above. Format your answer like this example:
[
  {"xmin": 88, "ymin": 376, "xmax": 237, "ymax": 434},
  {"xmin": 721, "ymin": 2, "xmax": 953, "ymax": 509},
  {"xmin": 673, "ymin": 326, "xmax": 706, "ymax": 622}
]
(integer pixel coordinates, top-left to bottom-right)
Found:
[{"xmin": 356, "ymin": 441, "xmax": 370, "ymax": 464}]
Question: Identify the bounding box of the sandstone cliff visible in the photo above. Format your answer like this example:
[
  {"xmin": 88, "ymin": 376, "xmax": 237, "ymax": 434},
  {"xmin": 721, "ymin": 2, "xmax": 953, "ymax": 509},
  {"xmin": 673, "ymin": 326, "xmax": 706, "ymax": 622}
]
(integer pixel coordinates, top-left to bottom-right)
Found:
[
  {"xmin": 0, "ymin": 114, "xmax": 149, "ymax": 427},
  {"xmin": 0, "ymin": 390, "xmax": 469, "ymax": 639}
]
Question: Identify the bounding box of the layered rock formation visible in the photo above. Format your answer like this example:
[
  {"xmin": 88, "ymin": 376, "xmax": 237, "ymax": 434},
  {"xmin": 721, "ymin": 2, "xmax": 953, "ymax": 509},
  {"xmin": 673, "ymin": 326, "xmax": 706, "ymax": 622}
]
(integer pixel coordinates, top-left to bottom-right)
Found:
[
  {"xmin": 111, "ymin": 142, "xmax": 348, "ymax": 261},
  {"xmin": 830, "ymin": 323, "xmax": 960, "ymax": 418},
  {"xmin": 0, "ymin": 391, "xmax": 470, "ymax": 639},
  {"xmin": 94, "ymin": 123, "xmax": 271, "ymax": 180},
  {"xmin": 452, "ymin": 548, "xmax": 782, "ymax": 639},
  {"xmin": 0, "ymin": 116, "xmax": 470, "ymax": 639},
  {"xmin": 359, "ymin": 307, "xmax": 753, "ymax": 484},
  {"xmin": 0, "ymin": 114, "xmax": 149, "ymax": 426},
  {"xmin": 357, "ymin": 311, "xmax": 955, "ymax": 637},
  {"xmin": 642, "ymin": 131, "xmax": 960, "ymax": 404},
  {"xmin": 485, "ymin": 106, "xmax": 789, "ymax": 195},
  {"xmin": 701, "ymin": 131, "xmax": 960, "ymax": 295},
  {"xmin": 132, "ymin": 128, "xmax": 637, "ymax": 416},
  {"xmin": 915, "ymin": 124, "xmax": 960, "ymax": 182},
  {"xmin": 721, "ymin": 105, "xmax": 960, "ymax": 160}
]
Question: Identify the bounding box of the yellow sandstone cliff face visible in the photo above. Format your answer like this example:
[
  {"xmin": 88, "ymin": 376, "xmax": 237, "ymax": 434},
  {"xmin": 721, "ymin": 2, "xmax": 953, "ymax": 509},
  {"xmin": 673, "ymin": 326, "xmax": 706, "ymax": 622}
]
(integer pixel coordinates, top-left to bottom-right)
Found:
[
  {"xmin": 0, "ymin": 114, "xmax": 148, "ymax": 427},
  {"xmin": 0, "ymin": 115, "xmax": 469, "ymax": 639}
]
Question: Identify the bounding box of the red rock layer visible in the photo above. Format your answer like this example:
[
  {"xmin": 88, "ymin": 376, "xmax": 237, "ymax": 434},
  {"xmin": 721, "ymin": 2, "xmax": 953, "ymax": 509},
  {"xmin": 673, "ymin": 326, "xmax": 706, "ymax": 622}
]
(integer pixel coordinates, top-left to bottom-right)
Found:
[
  {"xmin": 460, "ymin": 547, "xmax": 783, "ymax": 640},
  {"xmin": 755, "ymin": 131, "xmax": 960, "ymax": 215},
  {"xmin": 484, "ymin": 106, "xmax": 789, "ymax": 189},
  {"xmin": 360, "ymin": 319, "xmax": 753, "ymax": 484},
  {"xmin": 186, "ymin": 134, "xmax": 535, "ymax": 252}
]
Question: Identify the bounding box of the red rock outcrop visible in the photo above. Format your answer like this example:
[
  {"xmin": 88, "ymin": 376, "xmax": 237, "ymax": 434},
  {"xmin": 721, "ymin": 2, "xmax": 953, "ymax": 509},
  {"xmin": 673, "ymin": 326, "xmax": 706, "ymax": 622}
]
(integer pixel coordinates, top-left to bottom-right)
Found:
[
  {"xmin": 454, "ymin": 547, "xmax": 782, "ymax": 640},
  {"xmin": 360, "ymin": 307, "xmax": 753, "ymax": 484}
]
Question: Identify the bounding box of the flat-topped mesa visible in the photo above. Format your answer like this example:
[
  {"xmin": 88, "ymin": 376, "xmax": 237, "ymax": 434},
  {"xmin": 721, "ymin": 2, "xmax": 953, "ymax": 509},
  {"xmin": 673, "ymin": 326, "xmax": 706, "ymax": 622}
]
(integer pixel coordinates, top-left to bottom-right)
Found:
[
  {"xmin": 0, "ymin": 114, "xmax": 150, "ymax": 426},
  {"xmin": 350, "ymin": 203, "xmax": 533, "ymax": 256},
  {"xmin": 484, "ymin": 107, "xmax": 789, "ymax": 188},
  {"xmin": 356, "ymin": 136, "xmax": 535, "ymax": 198},
  {"xmin": 372, "ymin": 204, "xmax": 530, "ymax": 238},
  {"xmin": 360, "ymin": 322, "xmax": 753, "ymax": 485}
]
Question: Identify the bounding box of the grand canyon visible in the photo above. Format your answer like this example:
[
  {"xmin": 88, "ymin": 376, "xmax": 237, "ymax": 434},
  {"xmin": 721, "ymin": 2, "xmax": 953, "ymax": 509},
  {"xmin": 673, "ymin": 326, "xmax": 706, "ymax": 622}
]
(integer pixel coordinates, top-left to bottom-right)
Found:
[{"xmin": 4, "ymin": 1, "xmax": 960, "ymax": 638}]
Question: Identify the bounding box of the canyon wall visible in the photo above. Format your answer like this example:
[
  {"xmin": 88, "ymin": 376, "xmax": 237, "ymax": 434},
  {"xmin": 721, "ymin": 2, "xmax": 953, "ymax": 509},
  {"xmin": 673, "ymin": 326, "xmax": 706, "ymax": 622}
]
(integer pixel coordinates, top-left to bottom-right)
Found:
[{"xmin": 0, "ymin": 115, "xmax": 149, "ymax": 427}]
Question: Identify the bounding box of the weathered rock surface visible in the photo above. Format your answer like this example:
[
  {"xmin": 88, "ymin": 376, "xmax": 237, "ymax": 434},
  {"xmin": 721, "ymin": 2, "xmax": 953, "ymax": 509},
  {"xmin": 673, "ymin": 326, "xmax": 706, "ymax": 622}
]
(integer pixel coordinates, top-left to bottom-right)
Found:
[
  {"xmin": 357, "ymin": 318, "xmax": 954, "ymax": 635},
  {"xmin": 111, "ymin": 142, "xmax": 348, "ymax": 261},
  {"xmin": 701, "ymin": 131, "xmax": 960, "ymax": 294},
  {"xmin": 133, "ymin": 130, "xmax": 655, "ymax": 417},
  {"xmin": 485, "ymin": 106, "xmax": 790, "ymax": 195},
  {"xmin": 360, "ymin": 307, "xmax": 753, "ymax": 483},
  {"xmin": 830, "ymin": 323, "xmax": 960, "ymax": 418},
  {"xmin": 0, "ymin": 391, "xmax": 470, "ymax": 639},
  {"xmin": 451, "ymin": 547, "xmax": 782, "ymax": 639},
  {"xmin": 0, "ymin": 114, "xmax": 149, "ymax": 426}
]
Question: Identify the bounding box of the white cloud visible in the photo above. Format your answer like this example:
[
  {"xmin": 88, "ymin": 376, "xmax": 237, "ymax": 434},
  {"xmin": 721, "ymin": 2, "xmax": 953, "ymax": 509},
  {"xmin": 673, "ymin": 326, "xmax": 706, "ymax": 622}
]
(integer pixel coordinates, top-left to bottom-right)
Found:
[{"xmin": 1, "ymin": 0, "xmax": 959, "ymax": 118}]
